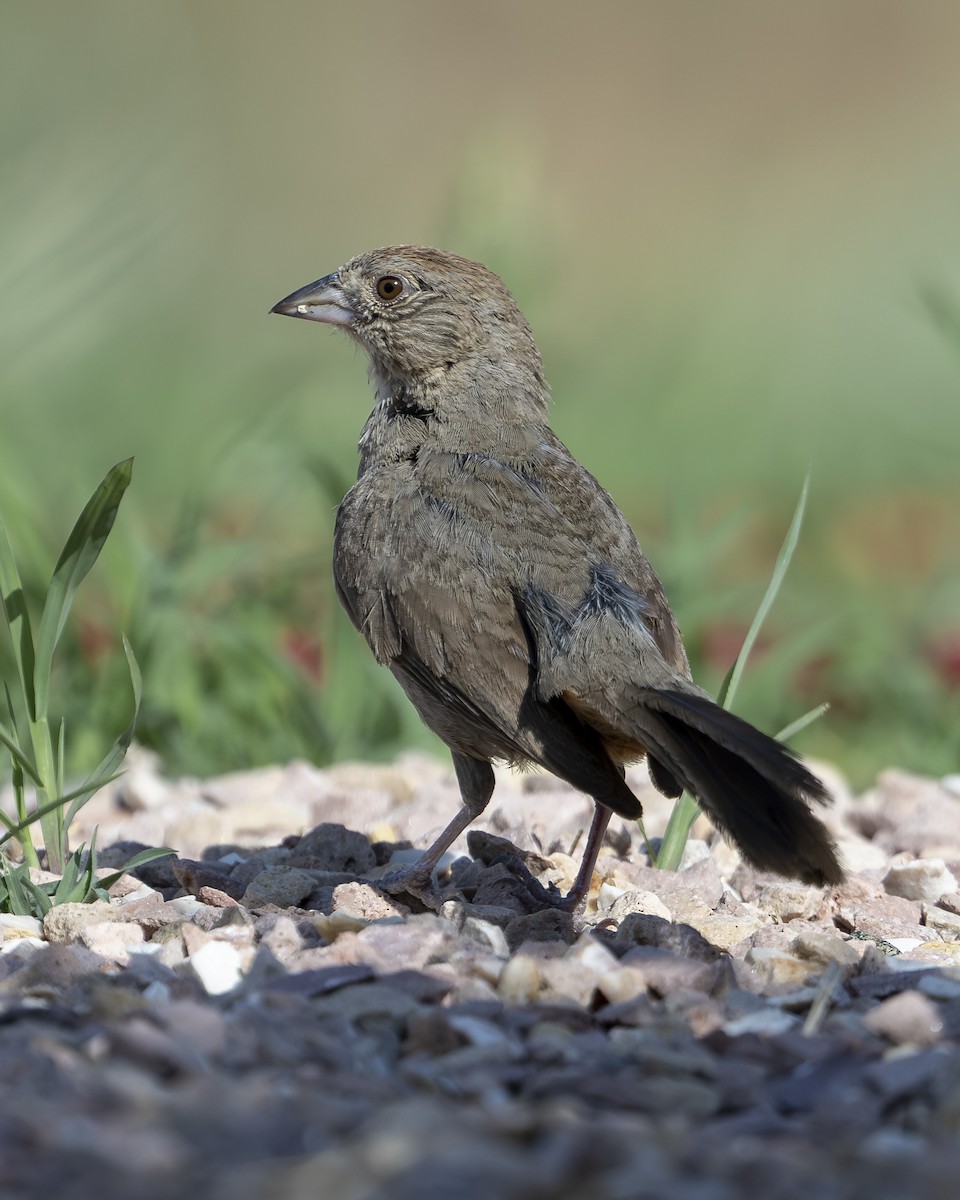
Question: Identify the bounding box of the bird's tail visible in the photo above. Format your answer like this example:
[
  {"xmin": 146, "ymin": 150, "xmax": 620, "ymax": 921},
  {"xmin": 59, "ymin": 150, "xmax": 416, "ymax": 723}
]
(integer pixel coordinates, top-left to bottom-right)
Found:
[{"xmin": 629, "ymin": 687, "xmax": 842, "ymax": 885}]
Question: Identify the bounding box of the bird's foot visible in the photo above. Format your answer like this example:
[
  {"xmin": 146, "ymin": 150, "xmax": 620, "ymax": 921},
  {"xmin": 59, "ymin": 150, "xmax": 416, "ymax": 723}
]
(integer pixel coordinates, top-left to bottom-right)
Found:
[
  {"xmin": 374, "ymin": 867, "xmax": 446, "ymax": 911},
  {"xmin": 495, "ymin": 855, "xmax": 589, "ymax": 914}
]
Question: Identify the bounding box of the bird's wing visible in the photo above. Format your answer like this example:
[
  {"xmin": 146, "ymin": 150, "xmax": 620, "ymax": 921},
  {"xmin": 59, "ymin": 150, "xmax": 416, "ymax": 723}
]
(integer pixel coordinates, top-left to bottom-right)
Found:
[
  {"xmin": 332, "ymin": 446, "xmax": 663, "ymax": 806},
  {"xmin": 333, "ymin": 461, "xmax": 540, "ymax": 763}
]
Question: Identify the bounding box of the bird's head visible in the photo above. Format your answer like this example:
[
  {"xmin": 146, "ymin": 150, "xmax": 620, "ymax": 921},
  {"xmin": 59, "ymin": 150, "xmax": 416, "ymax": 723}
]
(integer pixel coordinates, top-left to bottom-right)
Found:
[{"xmin": 271, "ymin": 246, "xmax": 543, "ymax": 386}]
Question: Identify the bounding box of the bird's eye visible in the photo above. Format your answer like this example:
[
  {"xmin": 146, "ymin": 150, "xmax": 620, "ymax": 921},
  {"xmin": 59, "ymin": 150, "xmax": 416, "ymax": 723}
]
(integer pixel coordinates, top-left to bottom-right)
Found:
[{"xmin": 376, "ymin": 276, "xmax": 404, "ymax": 301}]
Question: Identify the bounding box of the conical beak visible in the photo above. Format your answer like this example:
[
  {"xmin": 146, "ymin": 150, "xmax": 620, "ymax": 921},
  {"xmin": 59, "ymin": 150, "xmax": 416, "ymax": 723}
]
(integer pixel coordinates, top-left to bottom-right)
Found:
[{"xmin": 270, "ymin": 272, "xmax": 356, "ymax": 326}]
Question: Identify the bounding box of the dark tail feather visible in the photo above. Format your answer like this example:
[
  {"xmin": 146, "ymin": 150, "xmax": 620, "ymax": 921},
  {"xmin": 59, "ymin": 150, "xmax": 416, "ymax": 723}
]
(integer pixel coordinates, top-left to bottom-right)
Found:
[{"xmin": 635, "ymin": 688, "xmax": 843, "ymax": 886}]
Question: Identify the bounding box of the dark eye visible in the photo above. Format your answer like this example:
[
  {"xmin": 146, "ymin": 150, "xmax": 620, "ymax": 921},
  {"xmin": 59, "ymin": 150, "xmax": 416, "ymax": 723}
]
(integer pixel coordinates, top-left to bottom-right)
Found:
[{"xmin": 376, "ymin": 275, "xmax": 404, "ymax": 301}]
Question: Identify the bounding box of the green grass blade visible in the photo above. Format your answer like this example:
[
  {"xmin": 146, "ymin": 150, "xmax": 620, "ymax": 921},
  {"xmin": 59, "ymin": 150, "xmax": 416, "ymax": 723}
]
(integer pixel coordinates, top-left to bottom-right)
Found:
[
  {"xmin": 55, "ymin": 844, "xmax": 84, "ymax": 901},
  {"xmin": 33, "ymin": 458, "xmax": 133, "ymax": 719},
  {"xmin": 718, "ymin": 473, "xmax": 809, "ymax": 712},
  {"xmin": 775, "ymin": 702, "xmax": 830, "ymax": 744},
  {"xmin": 56, "ymin": 719, "xmax": 65, "ymax": 795},
  {"xmin": 0, "ymin": 792, "xmax": 79, "ymax": 850},
  {"xmin": 65, "ymin": 634, "xmax": 141, "ymax": 827},
  {"xmin": 0, "ymin": 715, "xmax": 43, "ymax": 786},
  {"xmin": 656, "ymin": 475, "xmax": 811, "ymax": 872},
  {"xmin": 0, "ymin": 861, "xmax": 44, "ymax": 917},
  {"xmin": 95, "ymin": 845, "xmax": 176, "ymax": 893},
  {"xmin": 0, "ymin": 513, "xmax": 37, "ymax": 720},
  {"xmin": 655, "ymin": 791, "xmax": 701, "ymax": 871}
]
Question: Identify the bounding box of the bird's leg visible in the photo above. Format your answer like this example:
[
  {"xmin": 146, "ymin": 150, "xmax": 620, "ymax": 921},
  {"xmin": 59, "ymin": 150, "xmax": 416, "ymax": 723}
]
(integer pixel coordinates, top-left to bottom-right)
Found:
[
  {"xmin": 558, "ymin": 802, "xmax": 613, "ymax": 912},
  {"xmin": 378, "ymin": 754, "xmax": 495, "ymax": 904}
]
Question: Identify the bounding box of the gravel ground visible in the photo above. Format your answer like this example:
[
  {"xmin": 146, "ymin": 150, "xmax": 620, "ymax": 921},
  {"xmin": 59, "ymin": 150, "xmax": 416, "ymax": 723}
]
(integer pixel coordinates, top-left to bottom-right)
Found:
[{"xmin": 3, "ymin": 750, "xmax": 960, "ymax": 1199}]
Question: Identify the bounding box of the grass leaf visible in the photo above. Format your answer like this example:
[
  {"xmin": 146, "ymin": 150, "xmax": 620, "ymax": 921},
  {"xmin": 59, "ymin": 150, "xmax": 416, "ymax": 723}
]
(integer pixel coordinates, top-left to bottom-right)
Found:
[
  {"xmin": 94, "ymin": 845, "xmax": 176, "ymax": 894},
  {"xmin": 0, "ymin": 513, "xmax": 37, "ymax": 720},
  {"xmin": 719, "ymin": 473, "xmax": 810, "ymax": 711},
  {"xmin": 65, "ymin": 635, "xmax": 141, "ymax": 828},
  {"xmin": 775, "ymin": 703, "xmax": 830, "ymax": 744},
  {"xmin": 0, "ymin": 715, "xmax": 43, "ymax": 786},
  {"xmin": 655, "ymin": 475, "xmax": 812, "ymax": 872},
  {"xmin": 32, "ymin": 459, "xmax": 133, "ymax": 720}
]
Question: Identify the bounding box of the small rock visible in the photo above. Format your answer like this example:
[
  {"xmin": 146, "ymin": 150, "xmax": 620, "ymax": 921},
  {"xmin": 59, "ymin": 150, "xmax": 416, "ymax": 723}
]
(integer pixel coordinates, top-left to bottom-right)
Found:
[
  {"xmin": 439, "ymin": 901, "xmax": 516, "ymax": 930},
  {"xmin": 918, "ymin": 972, "xmax": 960, "ymax": 1001},
  {"xmin": 461, "ymin": 917, "xmax": 510, "ymax": 957},
  {"xmin": 757, "ymin": 882, "xmax": 824, "ymax": 923},
  {"xmin": 862, "ymin": 989, "xmax": 944, "ymax": 1046},
  {"xmin": 744, "ymin": 947, "xmax": 814, "ymax": 988},
  {"xmin": 79, "ymin": 921, "xmax": 145, "ymax": 961},
  {"xmin": 330, "ymin": 914, "xmax": 457, "ymax": 973},
  {"xmin": 0, "ymin": 913, "xmax": 43, "ymax": 941},
  {"xmin": 837, "ymin": 886, "xmax": 927, "ymax": 944},
  {"xmin": 692, "ymin": 909, "xmax": 765, "ymax": 952},
  {"xmin": 181, "ymin": 923, "xmax": 210, "ymax": 956},
  {"xmin": 468, "ymin": 863, "xmax": 551, "ymax": 912},
  {"xmin": 263, "ymin": 963, "xmax": 375, "ymax": 997},
  {"xmin": 676, "ymin": 839, "xmax": 712, "ymax": 869},
  {"xmin": 159, "ymin": 999, "xmax": 228, "ymax": 1059},
  {"xmin": 723, "ymin": 1008, "xmax": 798, "ymax": 1037},
  {"xmin": 793, "ymin": 931, "xmax": 861, "ymax": 967},
  {"xmin": 537, "ymin": 957, "xmax": 604, "ymax": 1007},
  {"xmin": 42, "ymin": 902, "xmax": 116, "ymax": 944},
  {"xmin": 287, "ymin": 823, "xmax": 376, "ymax": 874},
  {"xmin": 565, "ymin": 933, "xmax": 621, "ymax": 974},
  {"xmin": 242, "ymin": 867, "xmax": 318, "ymax": 909},
  {"xmin": 498, "ymin": 955, "xmax": 541, "ymax": 1003},
  {"xmin": 616, "ymin": 914, "xmax": 722, "ymax": 962},
  {"xmin": 886, "ymin": 937, "xmax": 924, "ymax": 954},
  {"xmin": 5, "ymin": 940, "xmax": 102, "ymax": 985},
  {"xmin": 884, "ymin": 859, "xmax": 958, "ymax": 905},
  {"xmin": 595, "ymin": 965, "xmax": 647, "ymax": 1005},
  {"xmin": 504, "ymin": 909, "xmax": 575, "ymax": 953},
  {"xmin": 620, "ymin": 947, "xmax": 724, "ymax": 996},
  {"xmin": 258, "ymin": 914, "xmax": 305, "ymax": 962},
  {"xmin": 310, "ymin": 980, "xmax": 422, "ymax": 1022},
  {"xmin": 404, "ymin": 1009, "xmax": 463, "ymax": 1056},
  {"xmin": 116, "ymin": 893, "xmax": 183, "ymax": 934},
  {"xmin": 197, "ymin": 886, "xmax": 240, "ymax": 908},
  {"xmin": 923, "ymin": 905, "xmax": 960, "ymax": 941},
  {"xmin": 602, "ymin": 889, "xmax": 672, "ymax": 923},
  {"xmin": 332, "ymin": 882, "xmax": 410, "ymax": 920},
  {"xmin": 446, "ymin": 1013, "xmax": 518, "ymax": 1051},
  {"xmin": 467, "ymin": 829, "xmax": 551, "ymax": 872},
  {"xmin": 101, "ymin": 871, "xmax": 150, "ymax": 899},
  {"xmin": 864, "ymin": 1049, "xmax": 945, "ymax": 1101},
  {"xmin": 833, "ymin": 836, "xmax": 889, "ymax": 874},
  {"xmin": 116, "ymin": 753, "xmax": 171, "ymax": 810},
  {"xmin": 172, "ymin": 858, "xmax": 242, "ymax": 899},
  {"xmin": 311, "ymin": 911, "xmax": 370, "ymax": 941},
  {"xmin": 188, "ymin": 940, "xmax": 244, "ymax": 995}
]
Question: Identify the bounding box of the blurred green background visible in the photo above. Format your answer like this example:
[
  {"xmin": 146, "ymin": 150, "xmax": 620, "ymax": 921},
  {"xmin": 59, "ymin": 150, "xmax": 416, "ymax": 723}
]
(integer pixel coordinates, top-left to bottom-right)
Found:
[{"xmin": 1, "ymin": 1, "xmax": 958, "ymax": 788}]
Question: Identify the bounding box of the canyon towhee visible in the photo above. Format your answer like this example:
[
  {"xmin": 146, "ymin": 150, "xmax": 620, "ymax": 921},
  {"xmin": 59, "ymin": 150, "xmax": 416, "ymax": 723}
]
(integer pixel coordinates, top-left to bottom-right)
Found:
[{"xmin": 272, "ymin": 247, "xmax": 842, "ymax": 908}]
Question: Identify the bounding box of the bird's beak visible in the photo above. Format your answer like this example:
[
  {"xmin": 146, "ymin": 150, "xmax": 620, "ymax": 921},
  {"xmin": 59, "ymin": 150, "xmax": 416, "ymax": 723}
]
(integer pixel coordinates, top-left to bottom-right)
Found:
[{"xmin": 270, "ymin": 272, "xmax": 356, "ymax": 326}]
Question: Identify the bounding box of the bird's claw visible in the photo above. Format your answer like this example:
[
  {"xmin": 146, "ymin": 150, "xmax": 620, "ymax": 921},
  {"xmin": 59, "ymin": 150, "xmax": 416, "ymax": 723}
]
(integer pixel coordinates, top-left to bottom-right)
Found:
[{"xmin": 374, "ymin": 867, "xmax": 446, "ymax": 911}]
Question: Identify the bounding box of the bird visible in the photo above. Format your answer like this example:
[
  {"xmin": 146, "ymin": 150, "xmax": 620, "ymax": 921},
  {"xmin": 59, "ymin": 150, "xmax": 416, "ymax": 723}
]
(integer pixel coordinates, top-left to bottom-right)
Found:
[{"xmin": 271, "ymin": 246, "xmax": 843, "ymax": 910}]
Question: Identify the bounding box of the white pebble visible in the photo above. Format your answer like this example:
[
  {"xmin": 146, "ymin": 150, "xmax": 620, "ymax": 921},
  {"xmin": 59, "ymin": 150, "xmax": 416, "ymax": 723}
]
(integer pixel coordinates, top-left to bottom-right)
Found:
[
  {"xmin": 0, "ymin": 913, "xmax": 43, "ymax": 940},
  {"xmin": 884, "ymin": 858, "xmax": 957, "ymax": 904},
  {"xmin": 498, "ymin": 955, "xmax": 541, "ymax": 1004},
  {"xmin": 722, "ymin": 1009, "xmax": 797, "ymax": 1038},
  {"xmin": 189, "ymin": 940, "xmax": 244, "ymax": 995}
]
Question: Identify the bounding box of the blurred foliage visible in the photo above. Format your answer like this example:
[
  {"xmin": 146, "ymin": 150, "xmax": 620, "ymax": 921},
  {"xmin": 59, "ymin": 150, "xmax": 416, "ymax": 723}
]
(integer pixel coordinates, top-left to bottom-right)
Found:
[{"xmin": 0, "ymin": 4, "xmax": 958, "ymax": 791}]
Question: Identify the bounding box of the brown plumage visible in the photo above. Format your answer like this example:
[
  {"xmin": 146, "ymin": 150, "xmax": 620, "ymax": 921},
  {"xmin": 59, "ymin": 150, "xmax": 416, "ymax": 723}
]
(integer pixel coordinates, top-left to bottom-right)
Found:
[{"xmin": 271, "ymin": 246, "xmax": 843, "ymax": 908}]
